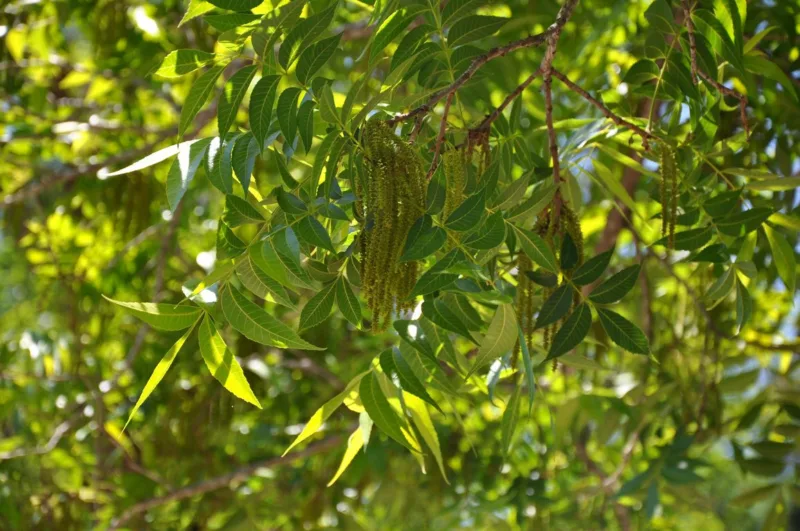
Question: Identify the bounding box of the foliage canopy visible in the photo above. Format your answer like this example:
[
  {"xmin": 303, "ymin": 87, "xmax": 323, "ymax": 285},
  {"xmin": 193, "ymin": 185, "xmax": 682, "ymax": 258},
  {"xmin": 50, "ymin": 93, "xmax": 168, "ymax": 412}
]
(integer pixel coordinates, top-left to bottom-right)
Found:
[{"xmin": 2, "ymin": 0, "xmax": 800, "ymax": 529}]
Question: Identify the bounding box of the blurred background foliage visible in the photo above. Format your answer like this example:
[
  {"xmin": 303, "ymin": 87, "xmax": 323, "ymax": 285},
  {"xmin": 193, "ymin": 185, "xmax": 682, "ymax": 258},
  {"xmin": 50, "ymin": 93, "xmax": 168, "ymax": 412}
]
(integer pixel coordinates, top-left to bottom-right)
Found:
[{"xmin": 1, "ymin": 0, "xmax": 799, "ymax": 529}]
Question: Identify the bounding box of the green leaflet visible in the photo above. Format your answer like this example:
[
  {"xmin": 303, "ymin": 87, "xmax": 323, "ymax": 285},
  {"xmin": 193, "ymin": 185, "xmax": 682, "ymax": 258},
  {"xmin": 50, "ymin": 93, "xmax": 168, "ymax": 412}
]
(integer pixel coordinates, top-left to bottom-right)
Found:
[
  {"xmin": 283, "ymin": 371, "xmax": 369, "ymax": 456},
  {"xmin": 166, "ymin": 137, "xmax": 214, "ymax": 210},
  {"xmin": 571, "ymin": 250, "xmax": 613, "ymax": 285},
  {"xmin": 297, "ymin": 33, "xmax": 341, "ymax": 85},
  {"xmin": 335, "ymin": 276, "xmax": 362, "ymax": 328},
  {"xmin": 124, "ymin": 321, "xmax": 198, "ymax": 429},
  {"xmin": 206, "ymin": 134, "xmax": 240, "ymax": 194},
  {"xmin": 205, "ymin": 13, "xmax": 261, "ymax": 33},
  {"xmin": 518, "ymin": 326, "xmax": 536, "ymax": 413},
  {"xmin": 511, "ymin": 225, "xmax": 559, "ymax": 273},
  {"xmin": 596, "ymin": 308, "xmax": 649, "ymax": 355},
  {"xmin": 464, "ymin": 211, "xmax": 506, "ymax": 250},
  {"xmin": 278, "ymin": 5, "xmax": 337, "ymax": 70},
  {"xmin": 106, "ymin": 139, "xmax": 204, "ymax": 177},
  {"xmin": 249, "ymin": 75, "xmax": 281, "ymax": 150},
  {"xmin": 327, "ymin": 427, "xmax": 365, "ymax": 486},
  {"xmin": 104, "ymin": 296, "xmax": 202, "ymax": 331},
  {"xmin": 400, "ymin": 226, "xmax": 446, "ymax": 262},
  {"xmin": 535, "ymin": 284, "xmax": 573, "ymax": 329},
  {"xmin": 299, "ymin": 281, "xmax": 336, "ymax": 330},
  {"xmin": 231, "ymin": 132, "xmax": 259, "ymax": 195},
  {"xmin": 222, "ymin": 194, "xmax": 264, "ymax": 226},
  {"xmin": 296, "ymin": 216, "xmax": 335, "ymax": 252},
  {"xmin": 206, "ymin": 0, "xmax": 263, "ymax": 10},
  {"xmin": 735, "ymin": 278, "xmax": 752, "ymax": 334},
  {"xmin": 447, "ymin": 15, "xmax": 507, "ymax": 48},
  {"xmin": 468, "ymin": 304, "xmax": 517, "ymax": 377},
  {"xmin": 221, "ymin": 284, "xmax": 323, "ymax": 350},
  {"xmin": 763, "ymin": 224, "xmax": 796, "ymax": 295},
  {"xmin": 198, "ymin": 315, "xmax": 261, "ymax": 408},
  {"xmin": 216, "ymin": 221, "xmax": 246, "ymax": 260},
  {"xmin": 379, "ymin": 348, "xmax": 441, "ymax": 413},
  {"xmin": 443, "ymin": 0, "xmax": 484, "ymax": 26},
  {"xmin": 445, "ymin": 188, "xmax": 486, "ymax": 231},
  {"xmin": 501, "ymin": 385, "xmax": 521, "ymax": 457},
  {"xmin": 179, "ymin": 64, "xmax": 226, "ymax": 137},
  {"xmin": 297, "ymin": 100, "xmax": 316, "ymax": 153},
  {"xmin": 404, "ymin": 392, "xmax": 448, "ymax": 482},
  {"xmin": 153, "ymin": 49, "xmax": 215, "ymax": 78},
  {"xmin": 589, "ymin": 265, "xmax": 640, "ymax": 304},
  {"xmin": 235, "ymin": 254, "xmax": 296, "ymax": 309},
  {"xmin": 359, "ymin": 372, "xmax": 416, "ymax": 451},
  {"xmin": 546, "ymin": 303, "xmax": 592, "ymax": 360},
  {"xmin": 276, "ymin": 87, "xmax": 302, "ymax": 146}
]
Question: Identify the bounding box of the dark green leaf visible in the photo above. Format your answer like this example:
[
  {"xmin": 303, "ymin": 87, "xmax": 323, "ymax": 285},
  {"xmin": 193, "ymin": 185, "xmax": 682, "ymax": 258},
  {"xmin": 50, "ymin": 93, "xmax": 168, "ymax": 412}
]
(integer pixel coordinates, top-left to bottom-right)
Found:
[
  {"xmin": 590, "ymin": 265, "xmax": 640, "ymax": 304},
  {"xmin": 596, "ymin": 308, "xmax": 649, "ymax": 354},
  {"xmin": 180, "ymin": 64, "xmax": 225, "ymax": 137},
  {"xmin": 380, "ymin": 348, "xmax": 441, "ymax": 412},
  {"xmin": 546, "ymin": 303, "xmax": 592, "ymax": 360},
  {"xmin": 221, "ymin": 284, "xmax": 323, "ymax": 350},
  {"xmin": 297, "ymin": 33, "xmax": 341, "ymax": 85},
  {"xmin": 447, "ymin": 15, "xmax": 507, "ymax": 48},
  {"xmin": 359, "ymin": 372, "xmax": 415, "ymax": 451},
  {"xmin": 277, "ymin": 87, "xmax": 302, "ymax": 145},
  {"xmin": 296, "ymin": 216, "xmax": 335, "ymax": 252},
  {"xmin": 249, "ymin": 75, "xmax": 281, "ymax": 150},
  {"xmin": 535, "ymin": 284, "xmax": 573, "ymax": 329},
  {"xmin": 571, "ymin": 250, "xmax": 613, "ymax": 285},
  {"xmin": 335, "ymin": 276, "xmax": 361, "ymax": 327},
  {"xmin": 445, "ymin": 189, "xmax": 486, "ymax": 231},
  {"xmin": 299, "ymin": 281, "xmax": 336, "ymax": 330}
]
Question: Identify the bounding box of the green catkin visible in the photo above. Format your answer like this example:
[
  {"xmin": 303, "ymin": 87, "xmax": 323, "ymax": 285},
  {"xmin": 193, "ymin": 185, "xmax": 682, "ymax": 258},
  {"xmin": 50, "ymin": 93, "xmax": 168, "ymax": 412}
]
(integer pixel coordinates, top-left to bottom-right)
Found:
[
  {"xmin": 659, "ymin": 145, "xmax": 678, "ymax": 249},
  {"xmin": 516, "ymin": 254, "xmax": 535, "ymax": 356},
  {"xmin": 669, "ymin": 156, "xmax": 678, "ymax": 250},
  {"xmin": 358, "ymin": 121, "xmax": 426, "ymax": 331},
  {"xmin": 442, "ymin": 149, "xmax": 465, "ymax": 221}
]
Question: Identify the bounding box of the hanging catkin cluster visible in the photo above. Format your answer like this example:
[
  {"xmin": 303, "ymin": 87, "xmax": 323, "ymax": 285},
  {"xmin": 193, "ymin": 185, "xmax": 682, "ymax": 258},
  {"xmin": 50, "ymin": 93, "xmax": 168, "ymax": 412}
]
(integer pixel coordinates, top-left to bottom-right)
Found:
[
  {"xmin": 358, "ymin": 121, "xmax": 426, "ymax": 331},
  {"xmin": 442, "ymin": 149, "xmax": 465, "ymax": 220},
  {"xmin": 515, "ymin": 253, "xmax": 535, "ymax": 358},
  {"xmin": 659, "ymin": 145, "xmax": 678, "ymax": 249},
  {"xmin": 466, "ymin": 129, "xmax": 491, "ymax": 177}
]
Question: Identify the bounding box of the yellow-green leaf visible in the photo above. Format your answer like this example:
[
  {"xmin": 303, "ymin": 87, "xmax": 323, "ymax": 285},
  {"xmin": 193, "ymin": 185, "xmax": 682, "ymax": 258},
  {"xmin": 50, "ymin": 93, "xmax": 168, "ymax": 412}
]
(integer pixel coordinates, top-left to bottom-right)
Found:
[{"xmin": 198, "ymin": 314, "xmax": 261, "ymax": 408}]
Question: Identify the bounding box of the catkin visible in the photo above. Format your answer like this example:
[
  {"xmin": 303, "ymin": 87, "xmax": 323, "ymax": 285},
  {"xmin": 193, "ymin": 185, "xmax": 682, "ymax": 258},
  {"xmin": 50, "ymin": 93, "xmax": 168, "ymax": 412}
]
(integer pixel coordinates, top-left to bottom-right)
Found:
[
  {"xmin": 358, "ymin": 121, "xmax": 426, "ymax": 331},
  {"xmin": 659, "ymin": 145, "xmax": 678, "ymax": 249},
  {"xmin": 442, "ymin": 149, "xmax": 465, "ymax": 221}
]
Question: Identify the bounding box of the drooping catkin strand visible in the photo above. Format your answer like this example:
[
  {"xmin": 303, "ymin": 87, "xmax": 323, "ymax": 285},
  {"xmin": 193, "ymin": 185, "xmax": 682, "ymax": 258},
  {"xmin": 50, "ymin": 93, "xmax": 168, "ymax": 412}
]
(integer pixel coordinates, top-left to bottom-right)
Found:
[
  {"xmin": 358, "ymin": 121, "xmax": 426, "ymax": 331},
  {"xmin": 442, "ymin": 149, "xmax": 465, "ymax": 221},
  {"xmin": 659, "ymin": 145, "xmax": 678, "ymax": 249},
  {"xmin": 516, "ymin": 254, "xmax": 535, "ymax": 356}
]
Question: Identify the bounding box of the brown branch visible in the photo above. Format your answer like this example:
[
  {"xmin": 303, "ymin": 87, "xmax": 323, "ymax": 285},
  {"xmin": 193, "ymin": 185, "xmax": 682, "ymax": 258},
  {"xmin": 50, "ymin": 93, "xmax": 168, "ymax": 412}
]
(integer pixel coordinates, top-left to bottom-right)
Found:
[
  {"xmin": 681, "ymin": 0, "xmax": 749, "ymax": 138},
  {"xmin": 473, "ymin": 69, "xmax": 542, "ymax": 133},
  {"xmin": 0, "ymin": 418, "xmax": 75, "ymax": 460},
  {"xmin": 108, "ymin": 436, "xmax": 344, "ymax": 529},
  {"xmin": 387, "ymin": 0, "xmax": 580, "ymax": 126},
  {"xmin": 551, "ymin": 68, "xmax": 656, "ymax": 149},
  {"xmin": 426, "ymin": 92, "xmax": 454, "ymax": 179}
]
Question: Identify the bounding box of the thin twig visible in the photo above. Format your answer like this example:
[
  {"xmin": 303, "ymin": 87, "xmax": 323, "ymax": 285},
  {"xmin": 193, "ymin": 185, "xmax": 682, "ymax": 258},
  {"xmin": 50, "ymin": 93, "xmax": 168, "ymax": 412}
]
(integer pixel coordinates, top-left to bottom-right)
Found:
[
  {"xmin": 681, "ymin": 0, "xmax": 699, "ymax": 85},
  {"xmin": 426, "ymin": 92, "xmax": 454, "ymax": 179},
  {"xmin": 551, "ymin": 68, "xmax": 656, "ymax": 149},
  {"xmin": 108, "ymin": 436, "xmax": 344, "ymax": 529},
  {"xmin": 473, "ymin": 69, "xmax": 542, "ymax": 132},
  {"xmin": 681, "ymin": 0, "xmax": 749, "ymax": 138},
  {"xmin": 387, "ymin": 0, "xmax": 580, "ymax": 126}
]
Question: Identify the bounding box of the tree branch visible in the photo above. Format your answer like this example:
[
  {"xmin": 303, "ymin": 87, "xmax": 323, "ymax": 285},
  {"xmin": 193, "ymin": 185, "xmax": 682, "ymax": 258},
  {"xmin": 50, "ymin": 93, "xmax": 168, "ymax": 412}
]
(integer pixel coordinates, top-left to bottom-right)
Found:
[
  {"xmin": 387, "ymin": 0, "xmax": 580, "ymax": 126},
  {"xmin": 426, "ymin": 92, "xmax": 455, "ymax": 179},
  {"xmin": 108, "ymin": 436, "xmax": 344, "ymax": 529},
  {"xmin": 551, "ymin": 68, "xmax": 656, "ymax": 148},
  {"xmin": 681, "ymin": 0, "xmax": 749, "ymax": 138},
  {"xmin": 473, "ymin": 69, "xmax": 542, "ymax": 133}
]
